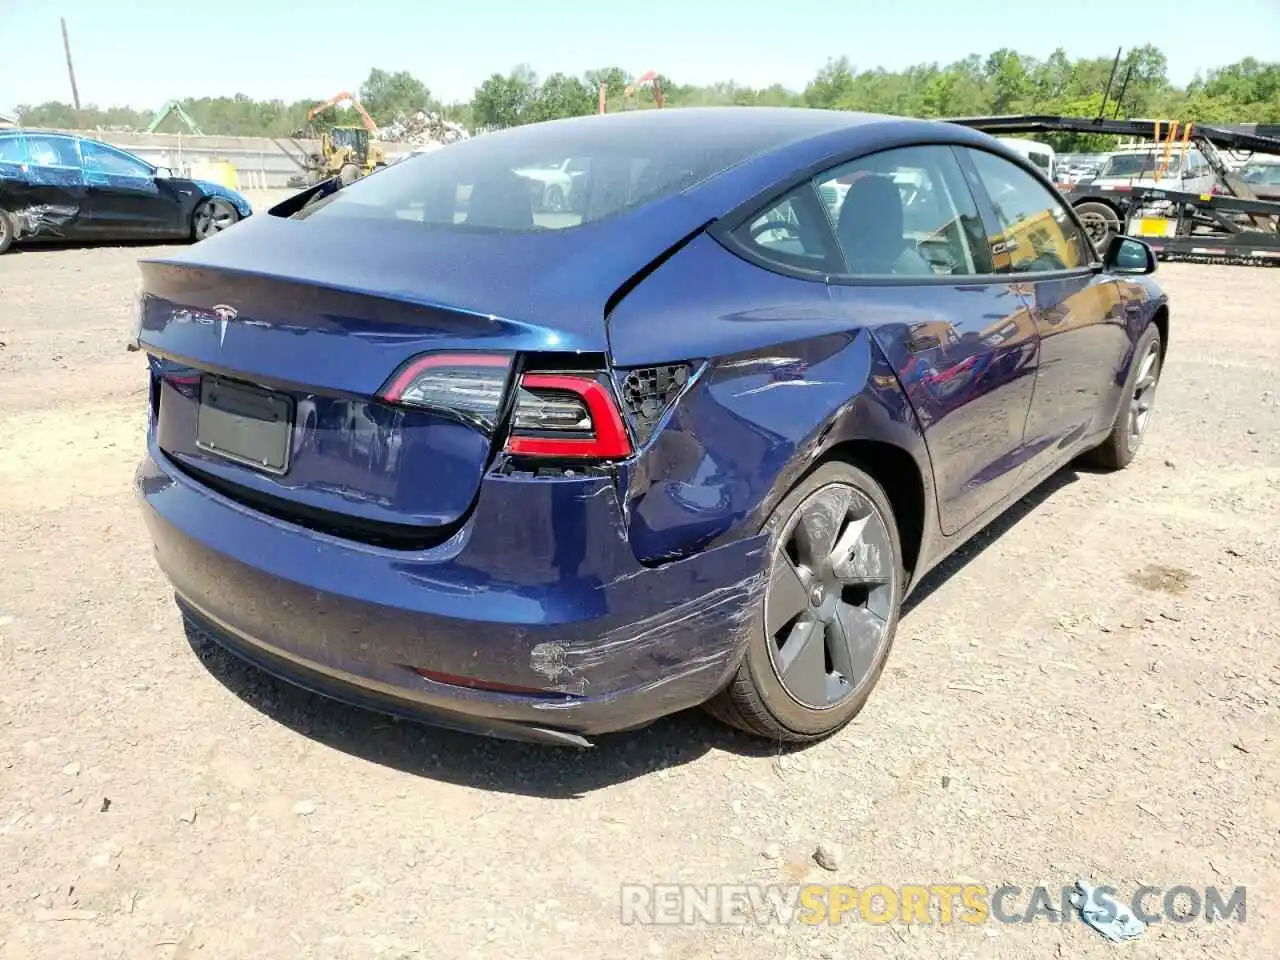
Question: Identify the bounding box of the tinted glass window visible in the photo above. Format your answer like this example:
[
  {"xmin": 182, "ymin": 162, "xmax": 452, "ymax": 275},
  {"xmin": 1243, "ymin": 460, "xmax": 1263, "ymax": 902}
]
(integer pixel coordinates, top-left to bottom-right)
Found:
[
  {"xmin": 81, "ymin": 141, "xmax": 151, "ymax": 177},
  {"xmin": 817, "ymin": 145, "xmax": 991, "ymax": 277},
  {"xmin": 1243, "ymin": 162, "xmax": 1280, "ymax": 185},
  {"xmin": 966, "ymin": 149, "xmax": 1091, "ymax": 273},
  {"xmin": 294, "ymin": 119, "xmax": 785, "ymax": 233},
  {"xmin": 0, "ymin": 136, "xmax": 27, "ymax": 164},
  {"xmin": 730, "ymin": 188, "xmax": 836, "ymax": 272},
  {"xmin": 24, "ymin": 137, "xmax": 79, "ymax": 168}
]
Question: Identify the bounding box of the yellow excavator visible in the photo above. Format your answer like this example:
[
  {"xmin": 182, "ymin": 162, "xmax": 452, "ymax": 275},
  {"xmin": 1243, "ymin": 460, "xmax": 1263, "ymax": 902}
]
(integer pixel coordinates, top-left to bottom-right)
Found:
[{"xmin": 290, "ymin": 91, "xmax": 386, "ymax": 187}]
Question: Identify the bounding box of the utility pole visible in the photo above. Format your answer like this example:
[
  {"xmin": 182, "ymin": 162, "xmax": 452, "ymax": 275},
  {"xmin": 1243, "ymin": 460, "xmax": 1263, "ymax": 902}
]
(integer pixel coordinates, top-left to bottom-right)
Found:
[{"xmin": 61, "ymin": 17, "xmax": 82, "ymax": 112}]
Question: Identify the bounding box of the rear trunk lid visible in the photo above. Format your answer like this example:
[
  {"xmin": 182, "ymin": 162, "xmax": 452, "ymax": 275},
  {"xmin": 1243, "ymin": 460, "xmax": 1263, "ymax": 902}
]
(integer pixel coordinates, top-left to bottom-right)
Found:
[{"xmin": 138, "ymin": 211, "xmax": 693, "ymax": 541}]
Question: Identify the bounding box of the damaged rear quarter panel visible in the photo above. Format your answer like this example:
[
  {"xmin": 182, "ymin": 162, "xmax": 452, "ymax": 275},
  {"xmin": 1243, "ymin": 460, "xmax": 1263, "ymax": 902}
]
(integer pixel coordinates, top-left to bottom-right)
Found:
[
  {"xmin": 1, "ymin": 160, "xmax": 85, "ymax": 240},
  {"xmin": 609, "ymin": 233, "xmax": 932, "ymax": 564}
]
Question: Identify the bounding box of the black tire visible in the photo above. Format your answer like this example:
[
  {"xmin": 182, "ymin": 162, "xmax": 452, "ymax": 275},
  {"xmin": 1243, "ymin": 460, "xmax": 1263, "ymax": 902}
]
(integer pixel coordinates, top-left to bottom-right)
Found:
[
  {"xmin": 705, "ymin": 461, "xmax": 906, "ymax": 743},
  {"xmin": 339, "ymin": 163, "xmax": 361, "ymax": 186},
  {"xmin": 1074, "ymin": 200, "xmax": 1122, "ymax": 253},
  {"xmin": 1083, "ymin": 323, "xmax": 1163, "ymax": 470},
  {"xmin": 191, "ymin": 198, "xmax": 240, "ymax": 241},
  {"xmin": 0, "ymin": 209, "xmax": 15, "ymax": 254}
]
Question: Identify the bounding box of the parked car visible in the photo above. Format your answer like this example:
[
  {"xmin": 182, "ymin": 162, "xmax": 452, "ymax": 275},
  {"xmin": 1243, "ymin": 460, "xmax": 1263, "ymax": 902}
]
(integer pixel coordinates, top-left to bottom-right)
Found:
[
  {"xmin": 512, "ymin": 156, "xmax": 590, "ymax": 211},
  {"xmin": 0, "ymin": 130, "xmax": 251, "ymax": 254},
  {"xmin": 134, "ymin": 107, "xmax": 1168, "ymax": 746},
  {"xmin": 1240, "ymin": 158, "xmax": 1280, "ymax": 201}
]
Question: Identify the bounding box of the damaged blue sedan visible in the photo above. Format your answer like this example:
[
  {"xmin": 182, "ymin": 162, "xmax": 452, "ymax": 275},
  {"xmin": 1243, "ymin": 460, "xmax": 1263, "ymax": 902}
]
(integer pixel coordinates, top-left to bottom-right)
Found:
[
  {"xmin": 0, "ymin": 130, "xmax": 250, "ymax": 254},
  {"xmin": 134, "ymin": 108, "xmax": 1168, "ymax": 746}
]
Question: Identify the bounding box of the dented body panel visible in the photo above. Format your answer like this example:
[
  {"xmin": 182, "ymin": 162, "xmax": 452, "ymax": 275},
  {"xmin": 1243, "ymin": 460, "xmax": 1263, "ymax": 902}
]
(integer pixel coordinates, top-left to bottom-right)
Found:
[
  {"xmin": 610, "ymin": 234, "xmax": 933, "ymax": 565},
  {"xmin": 139, "ymin": 443, "xmax": 767, "ymax": 737}
]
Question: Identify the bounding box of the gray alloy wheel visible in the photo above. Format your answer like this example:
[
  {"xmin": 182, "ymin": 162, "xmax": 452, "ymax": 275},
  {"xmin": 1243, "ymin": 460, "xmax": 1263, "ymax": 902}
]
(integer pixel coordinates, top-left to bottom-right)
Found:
[
  {"xmin": 1083, "ymin": 322, "xmax": 1163, "ymax": 471},
  {"xmin": 192, "ymin": 198, "xmax": 239, "ymax": 240},
  {"xmin": 705, "ymin": 461, "xmax": 905, "ymax": 742},
  {"xmin": 1128, "ymin": 337, "xmax": 1161, "ymax": 444},
  {"xmin": 765, "ymin": 483, "xmax": 896, "ymax": 709}
]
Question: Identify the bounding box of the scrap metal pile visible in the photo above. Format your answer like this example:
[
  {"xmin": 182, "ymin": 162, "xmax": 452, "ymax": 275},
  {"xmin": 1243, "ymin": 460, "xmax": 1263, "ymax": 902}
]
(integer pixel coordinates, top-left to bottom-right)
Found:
[{"xmin": 378, "ymin": 111, "xmax": 470, "ymax": 146}]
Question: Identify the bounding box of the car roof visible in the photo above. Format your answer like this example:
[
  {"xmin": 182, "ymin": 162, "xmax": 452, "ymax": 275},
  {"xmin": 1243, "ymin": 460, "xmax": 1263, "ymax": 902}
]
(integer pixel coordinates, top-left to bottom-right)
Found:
[{"xmin": 515, "ymin": 105, "xmax": 890, "ymax": 143}]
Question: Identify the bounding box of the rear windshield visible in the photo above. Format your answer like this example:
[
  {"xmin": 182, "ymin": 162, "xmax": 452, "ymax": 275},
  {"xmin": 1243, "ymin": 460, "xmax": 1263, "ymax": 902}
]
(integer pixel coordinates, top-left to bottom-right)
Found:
[
  {"xmin": 1098, "ymin": 151, "xmax": 1179, "ymax": 178},
  {"xmin": 292, "ymin": 118, "xmax": 778, "ymax": 233}
]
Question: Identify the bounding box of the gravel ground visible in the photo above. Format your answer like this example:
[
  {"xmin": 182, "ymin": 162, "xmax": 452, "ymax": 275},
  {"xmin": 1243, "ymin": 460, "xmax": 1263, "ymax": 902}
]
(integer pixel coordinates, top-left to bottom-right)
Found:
[{"xmin": 0, "ymin": 239, "xmax": 1277, "ymax": 960}]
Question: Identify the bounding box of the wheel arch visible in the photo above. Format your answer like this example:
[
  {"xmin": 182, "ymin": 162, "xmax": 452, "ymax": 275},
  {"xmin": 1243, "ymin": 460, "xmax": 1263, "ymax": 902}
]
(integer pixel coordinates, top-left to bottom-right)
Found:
[
  {"xmin": 1151, "ymin": 302, "xmax": 1170, "ymax": 363},
  {"xmin": 819, "ymin": 438, "xmax": 926, "ymax": 579}
]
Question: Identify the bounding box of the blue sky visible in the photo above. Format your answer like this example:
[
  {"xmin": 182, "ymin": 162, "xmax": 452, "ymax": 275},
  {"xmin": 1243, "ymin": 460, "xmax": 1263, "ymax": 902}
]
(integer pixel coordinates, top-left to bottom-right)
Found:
[{"xmin": 2, "ymin": 0, "xmax": 1278, "ymax": 114}]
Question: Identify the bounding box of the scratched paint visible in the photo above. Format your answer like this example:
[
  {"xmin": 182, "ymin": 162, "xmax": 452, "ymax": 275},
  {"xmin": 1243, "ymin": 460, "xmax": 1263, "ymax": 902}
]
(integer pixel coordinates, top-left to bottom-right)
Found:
[{"xmin": 529, "ymin": 559, "xmax": 768, "ymax": 698}]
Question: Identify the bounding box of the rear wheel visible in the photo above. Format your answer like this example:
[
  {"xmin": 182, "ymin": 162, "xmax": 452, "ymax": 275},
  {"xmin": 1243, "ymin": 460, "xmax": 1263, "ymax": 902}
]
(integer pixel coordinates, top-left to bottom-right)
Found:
[
  {"xmin": 705, "ymin": 462, "xmax": 905, "ymax": 742},
  {"xmin": 0, "ymin": 209, "xmax": 15, "ymax": 254},
  {"xmin": 1084, "ymin": 323, "xmax": 1162, "ymax": 470},
  {"xmin": 339, "ymin": 163, "xmax": 361, "ymax": 186},
  {"xmin": 192, "ymin": 198, "xmax": 239, "ymax": 241}
]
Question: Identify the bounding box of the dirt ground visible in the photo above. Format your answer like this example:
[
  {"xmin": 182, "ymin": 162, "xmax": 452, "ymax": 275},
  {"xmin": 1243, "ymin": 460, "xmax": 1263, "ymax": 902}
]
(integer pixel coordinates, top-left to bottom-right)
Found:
[{"xmin": 0, "ymin": 233, "xmax": 1277, "ymax": 959}]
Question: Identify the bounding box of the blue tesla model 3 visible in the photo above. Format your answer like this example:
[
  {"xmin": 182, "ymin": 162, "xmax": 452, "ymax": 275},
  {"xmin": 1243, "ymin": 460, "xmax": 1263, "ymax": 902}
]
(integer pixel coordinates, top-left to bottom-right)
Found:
[{"xmin": 135, "ymin": 107, "xmax": 1168, "ymax": 746}]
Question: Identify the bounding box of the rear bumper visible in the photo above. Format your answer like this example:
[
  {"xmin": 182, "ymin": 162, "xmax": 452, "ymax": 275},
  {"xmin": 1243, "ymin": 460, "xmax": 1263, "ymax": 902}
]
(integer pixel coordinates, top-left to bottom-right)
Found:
[{"xmin": 137, "ymin": 442, "xmax": 768, "ymax": 742}]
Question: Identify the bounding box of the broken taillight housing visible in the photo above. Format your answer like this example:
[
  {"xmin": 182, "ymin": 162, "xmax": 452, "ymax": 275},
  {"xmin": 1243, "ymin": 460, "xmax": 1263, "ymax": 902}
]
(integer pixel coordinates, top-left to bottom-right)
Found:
[
  {"xmin": 379, "ymin": 354, "xmax": 632, "ymax": 459},
  {"xmin": 378, "ymin": 353, "xmax": 514, "ymax": 433},
  {"xmin": 505, "ymin": 373, "xmax": 632, "ymax": 459}
]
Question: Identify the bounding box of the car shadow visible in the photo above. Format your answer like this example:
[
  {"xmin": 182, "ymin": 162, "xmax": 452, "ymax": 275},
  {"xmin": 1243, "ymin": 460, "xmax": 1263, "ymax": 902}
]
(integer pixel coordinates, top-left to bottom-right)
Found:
[
  {"xmin": 903, "ymin": 463, "xmax": 1083, "ymax": 614},
  {"xmin": 8, "ymin": 238, "xmax": 187, "ymax": 255},
  {"xmin": 186, "ymin": 462, "xmax": 1087, "ymax": 799}
]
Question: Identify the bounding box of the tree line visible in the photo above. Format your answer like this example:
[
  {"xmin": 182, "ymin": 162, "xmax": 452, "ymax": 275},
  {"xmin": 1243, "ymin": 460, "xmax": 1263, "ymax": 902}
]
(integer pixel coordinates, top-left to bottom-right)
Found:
[{"xmin": 13, "ymin": 48, "xmax": 1278, "ymax": 149}]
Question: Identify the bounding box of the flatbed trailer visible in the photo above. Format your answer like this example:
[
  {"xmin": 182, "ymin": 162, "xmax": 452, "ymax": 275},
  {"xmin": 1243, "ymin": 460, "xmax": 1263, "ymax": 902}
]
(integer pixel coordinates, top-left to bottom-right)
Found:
[{"xmin": 945, "ymin": 114, "xmax": 1280, "ymax": 266}]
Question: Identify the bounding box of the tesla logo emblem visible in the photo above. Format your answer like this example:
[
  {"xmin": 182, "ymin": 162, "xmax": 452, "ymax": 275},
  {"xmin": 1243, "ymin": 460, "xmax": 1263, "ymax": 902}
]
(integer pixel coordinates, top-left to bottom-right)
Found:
[{"xmin": 212, "ymin": 304, "xmax": 237, "ymax": 347}]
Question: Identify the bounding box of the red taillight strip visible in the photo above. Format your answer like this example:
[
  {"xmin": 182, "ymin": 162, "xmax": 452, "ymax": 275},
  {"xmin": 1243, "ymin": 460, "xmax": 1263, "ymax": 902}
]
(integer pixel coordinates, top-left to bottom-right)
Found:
[
  {"xmin": 380, "ymin": 353, "xmax": 511, "ymax": 404},
  {"xmin": 506, "ymin": 373, "xmax": 632, "ymax": 459}
]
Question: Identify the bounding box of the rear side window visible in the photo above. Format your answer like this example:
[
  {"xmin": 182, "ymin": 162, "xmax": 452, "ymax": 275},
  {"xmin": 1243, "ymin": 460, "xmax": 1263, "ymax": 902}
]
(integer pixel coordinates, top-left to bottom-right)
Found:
[
  {"xmin": 817, "ymin": 145, "xmax": 992, "ymax": 278},
  {"xmin": 964, "ymin": 149, "xmax": 1091, "ymax": 273},
  {"xmin": 730, "ymin": 189, "xmax": 837, "ymax": 272},
  {"xmin": 23, "ymin": 137, "xmax": 79, "ymax": 169},
  {"xmin": 0, "ymin": 136, "xmax": 28, "ymax": 164},
  {"xmin": 294, "ymin": 121, "xmax": 781, "ymax": 233}
]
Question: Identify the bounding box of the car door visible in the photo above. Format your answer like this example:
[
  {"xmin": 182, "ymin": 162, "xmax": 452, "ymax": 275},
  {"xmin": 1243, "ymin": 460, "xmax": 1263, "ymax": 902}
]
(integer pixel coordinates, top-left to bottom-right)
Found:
[
  {"xmin": 79, "ymin": 139, "xmax": 177, "ymax": 235},
  {"xmin": 1, "ymin": 134, "xmax": 90, "ymax": 238},
  {"xmin": 821, "ymin": 145, "xmax": 1041, "ymax": 536},
  {"xmin": 959, "ymin": 146, "xmax": 1133, "ymax": 479}
]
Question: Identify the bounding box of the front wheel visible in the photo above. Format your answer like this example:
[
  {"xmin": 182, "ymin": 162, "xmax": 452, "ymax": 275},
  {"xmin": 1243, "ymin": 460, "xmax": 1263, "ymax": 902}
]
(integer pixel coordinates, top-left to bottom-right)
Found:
[
  {"xmin": 192, "ymin": 198, "xmax": 239, "ymax": 241},
  {"xmin": 705, "ymin": 461, "xmax": 905, "ymax": 742},
  {"xmin": 339, "ymin": 163, "xmax": 361, "ymax": 186}
]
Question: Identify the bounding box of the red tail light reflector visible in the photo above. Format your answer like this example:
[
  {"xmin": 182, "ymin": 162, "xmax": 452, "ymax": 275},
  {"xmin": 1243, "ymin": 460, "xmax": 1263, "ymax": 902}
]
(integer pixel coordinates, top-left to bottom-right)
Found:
[{"xmin": 505, "ymin": 373, "xmax": 632, "ymax": 459}]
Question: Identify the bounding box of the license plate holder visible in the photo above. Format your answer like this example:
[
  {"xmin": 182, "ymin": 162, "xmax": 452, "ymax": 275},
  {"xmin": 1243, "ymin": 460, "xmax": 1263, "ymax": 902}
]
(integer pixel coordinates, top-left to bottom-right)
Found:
[{"xmin": 196, "ymin": 376, "xmax": 294, "ymax": 475}]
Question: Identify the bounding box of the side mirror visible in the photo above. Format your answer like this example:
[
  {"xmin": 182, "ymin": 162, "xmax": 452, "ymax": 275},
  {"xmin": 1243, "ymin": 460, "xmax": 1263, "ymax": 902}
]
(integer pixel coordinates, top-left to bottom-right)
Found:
[
  {"xmin": 1105, "ymin": 235, "xmax": 1157, "ymax": 275},
  {"xmin": 154, "ymin": 166, "xmax": 173, "ymax": 180}
]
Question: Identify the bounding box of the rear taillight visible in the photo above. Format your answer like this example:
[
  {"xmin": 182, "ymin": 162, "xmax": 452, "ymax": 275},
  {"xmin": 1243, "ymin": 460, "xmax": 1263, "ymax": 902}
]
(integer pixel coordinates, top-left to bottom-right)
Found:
[
  {"xmin": 379, "ymin": 354, "xmax": 632, "ymax": 459},
  {"xmin": 378, "ymin": 353, "xmax": 513, "ymax": 433},
  {"xmin": 505, "ymin": 373, "xmax": 632, "ymax": 460}
]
